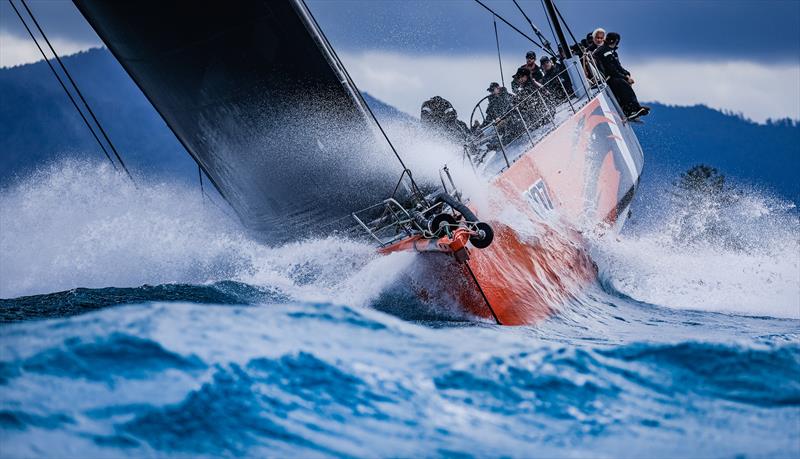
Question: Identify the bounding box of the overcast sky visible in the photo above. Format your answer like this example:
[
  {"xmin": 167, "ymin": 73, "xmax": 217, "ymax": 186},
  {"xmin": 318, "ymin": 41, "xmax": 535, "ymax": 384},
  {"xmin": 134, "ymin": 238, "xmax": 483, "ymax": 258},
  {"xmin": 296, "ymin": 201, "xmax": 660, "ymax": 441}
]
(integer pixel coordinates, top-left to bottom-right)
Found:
[{"xmin": 1, "ymin": 0, "xmax": 799, "ymax": 122}]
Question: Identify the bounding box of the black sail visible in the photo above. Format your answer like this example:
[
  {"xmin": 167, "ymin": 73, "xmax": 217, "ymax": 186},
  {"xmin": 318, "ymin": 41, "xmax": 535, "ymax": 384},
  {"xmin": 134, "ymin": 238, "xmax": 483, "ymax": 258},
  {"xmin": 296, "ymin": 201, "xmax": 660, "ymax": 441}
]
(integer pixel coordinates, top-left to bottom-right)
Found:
[{"xmin": 73, "ymin": 0, "xmax": 404, "ymax": 242}]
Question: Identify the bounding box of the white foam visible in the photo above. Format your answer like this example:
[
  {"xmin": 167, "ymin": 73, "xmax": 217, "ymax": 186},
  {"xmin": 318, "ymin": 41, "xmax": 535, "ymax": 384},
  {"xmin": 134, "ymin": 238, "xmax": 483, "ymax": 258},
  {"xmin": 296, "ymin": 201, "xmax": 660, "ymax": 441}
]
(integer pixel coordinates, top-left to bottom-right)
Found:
[
  {"xmin": 382, "ymin": 120, "xmax": 491, "ymax": 210},
  {"xmin": 591, "ymin": 187, "xmax": 800, "ymax": 319},
  {"xmin": 0, "ymin": 160, "xmax": 414, "ymax": 304},
  {"xmin": 6, "ymin": 158, "xmax": 796, "ymax": 322}
]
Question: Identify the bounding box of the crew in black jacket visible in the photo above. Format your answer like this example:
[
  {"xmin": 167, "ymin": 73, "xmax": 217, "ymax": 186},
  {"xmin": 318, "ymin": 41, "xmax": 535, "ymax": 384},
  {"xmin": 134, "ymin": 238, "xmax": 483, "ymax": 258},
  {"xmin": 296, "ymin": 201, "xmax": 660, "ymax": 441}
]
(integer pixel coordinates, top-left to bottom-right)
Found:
[
  {"xmin": 593, "ymin": 32, "xmax": 649, "ymax": 119},
  {"xmin": 483, "ymin": 82, "xmax": 515, "ymax": 126}
]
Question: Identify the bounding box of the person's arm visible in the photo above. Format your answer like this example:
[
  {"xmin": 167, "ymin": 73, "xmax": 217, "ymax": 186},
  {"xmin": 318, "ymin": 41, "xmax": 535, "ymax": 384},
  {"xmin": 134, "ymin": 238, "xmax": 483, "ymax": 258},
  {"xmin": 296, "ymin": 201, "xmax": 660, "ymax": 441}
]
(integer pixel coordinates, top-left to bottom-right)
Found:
[
  {"xmin": 601, "ymin": 51, "xmax": 626, "ymax": 79},
  {"xmin": 617, "ymin": 58, "xmax": 633, "ymax": 83},
  {"xmin": 613, "ymin": 51, "xmax": 632, "ymax": 80},
  {"xmin": 485, "ymin": 102, "xmax": 497, "ymax": 123}
]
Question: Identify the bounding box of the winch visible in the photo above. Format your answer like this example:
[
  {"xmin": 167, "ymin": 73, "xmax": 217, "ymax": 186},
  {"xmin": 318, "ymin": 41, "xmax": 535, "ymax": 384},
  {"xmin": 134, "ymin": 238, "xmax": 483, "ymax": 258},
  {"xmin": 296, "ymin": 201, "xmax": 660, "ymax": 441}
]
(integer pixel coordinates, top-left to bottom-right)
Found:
[{"xmin": 350, "ymin": 168, "xmax": 494, "ymax": 263}]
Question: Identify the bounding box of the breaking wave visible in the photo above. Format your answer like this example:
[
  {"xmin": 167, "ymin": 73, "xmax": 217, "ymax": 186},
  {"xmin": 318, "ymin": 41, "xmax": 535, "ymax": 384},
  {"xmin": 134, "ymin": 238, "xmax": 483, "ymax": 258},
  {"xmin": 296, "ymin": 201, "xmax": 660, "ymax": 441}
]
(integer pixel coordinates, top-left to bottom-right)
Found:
[
  {"xmin": 590, "ymin": 182, "xmax": 800, "ymax": 319},
  {"xmin": 2, "ymin": 159, "xmax": 799, "ymax": 323},
  {"xmin": 0, "ymin": 160, "xmax": 416, "ymax": 310},
  {"xmin": 1, "ymin": 159, "xmax": 799, "ymax": 458}
]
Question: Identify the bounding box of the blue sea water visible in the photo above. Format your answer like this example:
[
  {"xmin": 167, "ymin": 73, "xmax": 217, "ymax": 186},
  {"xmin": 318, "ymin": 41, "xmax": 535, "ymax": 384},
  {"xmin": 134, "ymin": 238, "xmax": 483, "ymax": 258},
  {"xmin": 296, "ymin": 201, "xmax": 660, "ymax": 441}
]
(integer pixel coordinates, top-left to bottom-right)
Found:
[{"xmin": 1, "ymin": 162, "xmax": 799, "ymax": 458}]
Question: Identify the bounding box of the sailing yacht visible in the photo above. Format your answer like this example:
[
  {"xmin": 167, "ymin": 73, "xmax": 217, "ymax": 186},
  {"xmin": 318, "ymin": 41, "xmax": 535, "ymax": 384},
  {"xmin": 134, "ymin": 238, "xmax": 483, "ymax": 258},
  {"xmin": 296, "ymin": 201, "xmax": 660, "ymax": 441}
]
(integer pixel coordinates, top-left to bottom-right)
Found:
[{"xmin": 70, "ymin": 0, "xmax": 644, "ymax": 325}]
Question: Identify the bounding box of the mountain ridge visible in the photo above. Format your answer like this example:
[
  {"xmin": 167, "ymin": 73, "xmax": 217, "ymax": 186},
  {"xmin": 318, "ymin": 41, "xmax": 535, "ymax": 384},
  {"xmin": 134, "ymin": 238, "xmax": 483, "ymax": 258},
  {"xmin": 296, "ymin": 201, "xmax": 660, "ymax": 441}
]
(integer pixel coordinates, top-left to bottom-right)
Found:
[{"xmin": 1, "ymin": 48, "xmax": 797, "ymax": 203}]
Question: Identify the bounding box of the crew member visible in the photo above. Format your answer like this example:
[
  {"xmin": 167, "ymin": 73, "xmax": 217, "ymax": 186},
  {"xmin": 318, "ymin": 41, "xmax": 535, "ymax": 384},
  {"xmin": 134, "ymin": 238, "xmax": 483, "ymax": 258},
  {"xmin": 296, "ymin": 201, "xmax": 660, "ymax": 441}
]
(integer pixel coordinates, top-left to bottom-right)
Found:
[
  {"xmin": 540, "ymin": 56, "xmax": 567, "ymax": 101},
  {"xmin": 582, "ymin": 33, "xmax": 593, "ymax": 51},
  {"xmin": 512, "ymin": 67, "xmax": 536, "ymax": 98},
  {"xmin": 588, "ymin": 28, "xmax": 605, "ymax": 52},
  {"xmin": 483, "ymin": 82, "xmax": 514, "ymax": 126},
  {"xmin": 484, "ymin": 82, "xmax": 524, "ymax": 140},
  {"xmin": 593, "ymin": 32, "xmax": 649, "ymax": 119},
  {"xmin": 555, "ymin": 45, "xmax": 573, "ymax": 92},
  {"xmin": 513, "ymin": 51, "xmax": 545, "ymax": 92},
  {"xmin": 421, "ymin": 95, "xmax": 469, "ymax": 141}
]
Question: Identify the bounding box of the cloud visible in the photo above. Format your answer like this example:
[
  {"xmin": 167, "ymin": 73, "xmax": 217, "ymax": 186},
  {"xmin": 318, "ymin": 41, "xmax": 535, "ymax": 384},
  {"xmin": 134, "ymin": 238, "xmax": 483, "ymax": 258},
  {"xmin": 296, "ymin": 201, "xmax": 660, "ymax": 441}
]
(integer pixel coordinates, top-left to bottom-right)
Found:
[
  {"xmin": 0, "ymin": 30, "xmax": 97, "ymax": 68},
  {"xmin": 2, "ymin": 33, "xmax": 796, "ymax": 124},
  {"xmin": 632, "ymin": 59, "xmax": 800, "ymax": 123},
  {"xmin": 340, "ymin": 51, "xmax": 800, "ymax": 124}
]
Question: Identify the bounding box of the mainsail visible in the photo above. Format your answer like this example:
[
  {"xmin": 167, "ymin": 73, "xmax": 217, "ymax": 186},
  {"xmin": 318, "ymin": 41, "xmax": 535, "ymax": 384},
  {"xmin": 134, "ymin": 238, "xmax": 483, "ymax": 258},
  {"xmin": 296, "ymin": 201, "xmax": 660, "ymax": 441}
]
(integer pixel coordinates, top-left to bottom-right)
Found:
[{"xmin": 73, "ymin": 0, "xmax": 405, "ymax": 241}]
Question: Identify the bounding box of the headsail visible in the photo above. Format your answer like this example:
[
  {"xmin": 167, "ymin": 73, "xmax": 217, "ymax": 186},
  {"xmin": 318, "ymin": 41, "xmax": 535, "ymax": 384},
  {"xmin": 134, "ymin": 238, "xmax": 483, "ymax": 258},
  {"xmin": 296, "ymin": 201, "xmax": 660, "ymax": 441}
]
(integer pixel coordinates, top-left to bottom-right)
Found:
[{"xmin": 73, "ymin": 0, "xmax": 406, "ymax": 241}]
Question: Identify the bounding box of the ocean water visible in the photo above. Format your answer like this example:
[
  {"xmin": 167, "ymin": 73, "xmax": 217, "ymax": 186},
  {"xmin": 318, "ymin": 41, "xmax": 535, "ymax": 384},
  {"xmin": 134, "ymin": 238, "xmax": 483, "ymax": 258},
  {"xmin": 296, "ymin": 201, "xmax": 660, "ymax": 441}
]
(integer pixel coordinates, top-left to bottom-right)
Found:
[{"xmin": 1, "ymin": 161, "xmax": 799, "ymax": 458}]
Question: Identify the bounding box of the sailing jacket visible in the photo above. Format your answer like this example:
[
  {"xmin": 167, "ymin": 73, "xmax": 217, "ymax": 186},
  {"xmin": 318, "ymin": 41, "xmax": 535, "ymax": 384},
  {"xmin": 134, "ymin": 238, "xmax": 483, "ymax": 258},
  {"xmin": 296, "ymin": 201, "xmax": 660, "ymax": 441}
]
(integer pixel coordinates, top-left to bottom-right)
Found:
[
  {"xmin": 512, "ymin": 77, "xmax": 537, "ymax": 97},
  {"xmin": 519, "ymin": 63, "xmax": 545, "ymax": 84},
  {"xmin": 484, "ymin": 89, "xmax": 515, "ymax": 126},
  {"xmin": 542, "ymin": 67, "xmax": 565, "ymax": 95},
  {"xmin": 593, "ymin": 44, "xmax": 630, "ymax": 80}
]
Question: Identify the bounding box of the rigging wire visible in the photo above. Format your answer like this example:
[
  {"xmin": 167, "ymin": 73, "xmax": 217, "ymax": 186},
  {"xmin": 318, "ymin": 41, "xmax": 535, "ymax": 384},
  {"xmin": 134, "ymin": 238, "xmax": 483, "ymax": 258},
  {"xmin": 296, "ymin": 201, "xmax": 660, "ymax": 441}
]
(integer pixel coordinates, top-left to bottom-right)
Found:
[
  {"xmin": 552, "ymin": 1, "xmax": 579, "ymax": 47},
  {"xmin": 492, "ymin": 16, "xmax": 505, "ymax": 87},
  {"xmin": 340, "ymin": 58, "xmax": 427, "ymax": 202},
  {"xmin": 512, "ymin": 0, "xmax": 554, "ymax": 56},
  {"xmin": 6, "ymin": 0, "xmax": 120, "ymax": 171},
  {"xmin": 301, "ymin": 1, "xmax": 428, "ymax": 202},
  {"xmin": 19, "ymin": 0, "xmax": 134, "ymax": 183},
  {"xmin": 539, "ymin": 0, "xmax": 558, "ymax": 52},
  {"xmin": 472, "ymin": 0, "xmax": 555, "ymax": 57}
]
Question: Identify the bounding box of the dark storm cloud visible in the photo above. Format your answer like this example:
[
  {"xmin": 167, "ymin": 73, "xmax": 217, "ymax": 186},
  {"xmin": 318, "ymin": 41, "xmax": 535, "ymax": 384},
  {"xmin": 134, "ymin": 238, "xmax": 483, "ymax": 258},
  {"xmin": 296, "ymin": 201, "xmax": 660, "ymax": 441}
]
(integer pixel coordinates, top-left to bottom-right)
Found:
[
  {"xmin": 2, "ymin": 1, "xmax": 798, "ymax": 63},
  {"xmin": 306, "ymin": 0, "xmax": 800, "ymax": 62}
]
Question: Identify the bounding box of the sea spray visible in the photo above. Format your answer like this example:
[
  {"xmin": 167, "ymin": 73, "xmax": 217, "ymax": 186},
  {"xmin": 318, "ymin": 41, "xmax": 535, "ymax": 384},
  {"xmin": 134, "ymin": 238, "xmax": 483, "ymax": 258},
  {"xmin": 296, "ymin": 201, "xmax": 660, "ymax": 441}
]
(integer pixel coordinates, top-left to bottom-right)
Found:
[
  {"xmin": 589, "ymin": 178, "xmax": 800, "ymax": 319},
  {"xmin": 0, "ymin": 160, "xmax": 415, "ymax": 307},
  {"xmin": 1, "ymin": 160, "xmax": 799, "ymax": 458}
]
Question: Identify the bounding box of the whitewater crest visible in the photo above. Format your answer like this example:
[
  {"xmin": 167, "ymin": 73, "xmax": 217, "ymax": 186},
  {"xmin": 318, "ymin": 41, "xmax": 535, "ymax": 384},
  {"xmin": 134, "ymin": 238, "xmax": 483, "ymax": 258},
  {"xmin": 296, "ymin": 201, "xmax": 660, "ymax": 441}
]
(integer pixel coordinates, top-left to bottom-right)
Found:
[
  {"xmin": 3, "ymin": 159, "xmax": 799, "ymax": 322},
  {"xmin": 0, "ymin": 160, "xmax": 416, "ymax": 308},
  {"xmin": 590, "ymin": 182, "xmax": 800, "ymax": 319}
]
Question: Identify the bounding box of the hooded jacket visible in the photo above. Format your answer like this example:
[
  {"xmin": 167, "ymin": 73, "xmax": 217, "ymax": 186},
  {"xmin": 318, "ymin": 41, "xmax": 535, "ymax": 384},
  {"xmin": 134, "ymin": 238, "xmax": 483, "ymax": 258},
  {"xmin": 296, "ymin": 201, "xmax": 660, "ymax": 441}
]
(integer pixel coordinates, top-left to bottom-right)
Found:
[{"xmin": 592, "ymin": 43, "xmax": 630, "ymax": 80}]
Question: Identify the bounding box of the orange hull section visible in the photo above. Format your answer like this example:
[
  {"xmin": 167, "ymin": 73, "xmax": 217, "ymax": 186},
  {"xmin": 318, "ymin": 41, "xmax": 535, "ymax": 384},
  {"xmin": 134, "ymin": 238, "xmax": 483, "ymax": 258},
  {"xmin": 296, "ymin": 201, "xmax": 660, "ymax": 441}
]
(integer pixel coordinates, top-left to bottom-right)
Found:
[{"xmin": 465, "ymin": 222, "xmax": 597, "ymax": 325}]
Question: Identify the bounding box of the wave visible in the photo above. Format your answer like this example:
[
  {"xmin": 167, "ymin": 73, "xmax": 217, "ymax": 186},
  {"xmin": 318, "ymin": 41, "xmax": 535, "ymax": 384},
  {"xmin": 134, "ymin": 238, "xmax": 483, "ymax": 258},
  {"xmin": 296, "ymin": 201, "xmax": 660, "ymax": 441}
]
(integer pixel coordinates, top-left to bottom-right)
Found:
[
  {"xmin": 3, "ymin": 159, "xmax": 798, "ymax": 323},
  {"xmin": 0, "ymin": 302, "xmax": 797, "ymax": 458},
  {"xmin": 590, "ymin": 183, "xmax": 800, "ymax": 319},
  {"xmin": 0, "ymin": 281, "xmax": 282, "ymax": 322},
  {"xmin": 0, "ymin": 160, "xmax": 419, "ymax": 311}
]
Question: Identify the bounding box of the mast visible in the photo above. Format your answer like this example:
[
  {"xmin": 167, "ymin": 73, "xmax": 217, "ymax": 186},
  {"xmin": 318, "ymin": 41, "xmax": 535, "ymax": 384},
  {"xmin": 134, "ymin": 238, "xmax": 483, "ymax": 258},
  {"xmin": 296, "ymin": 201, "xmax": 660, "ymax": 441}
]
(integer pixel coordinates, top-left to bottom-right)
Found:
[
  {"xmin": 542, "ymin": 0, "xmax": 590, "ymax": 99},
  {"xmin": 542, "ymin": 0, "xmax": 571, "ymax": 59},
  {"xmin": 511, "ymin": 0, "xmax": 554, "ymax": 56}
]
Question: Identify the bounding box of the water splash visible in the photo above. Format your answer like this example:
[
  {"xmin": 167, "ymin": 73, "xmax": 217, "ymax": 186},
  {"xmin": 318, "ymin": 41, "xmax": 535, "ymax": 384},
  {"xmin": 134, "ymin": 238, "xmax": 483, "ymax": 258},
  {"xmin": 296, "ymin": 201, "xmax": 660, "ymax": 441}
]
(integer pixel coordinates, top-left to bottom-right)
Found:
[
  {"xmin": 0, "ymin": 160, "xmax": 415, "ymax": 308},
  {"xmin": 1, "ymin": 160, "xmax": 799, "ymax": 458},
  {"xmin": 590, "ymin": 182, "xmax": 800, "ymax": 319}
]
